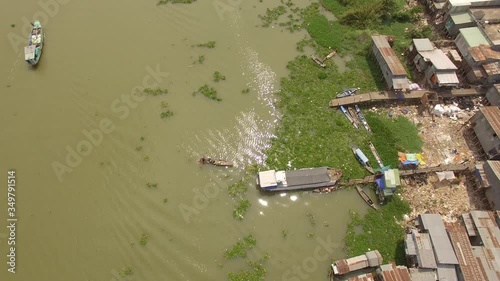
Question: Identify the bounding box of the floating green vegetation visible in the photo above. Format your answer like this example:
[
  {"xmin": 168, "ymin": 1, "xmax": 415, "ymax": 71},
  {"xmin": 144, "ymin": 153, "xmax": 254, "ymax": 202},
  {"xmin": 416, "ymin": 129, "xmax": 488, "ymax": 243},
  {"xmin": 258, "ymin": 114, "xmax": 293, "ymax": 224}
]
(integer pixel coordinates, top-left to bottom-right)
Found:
[
  {"xmin": 241, "ymin": 88, "xmax": 250, "ymax": 94},
  {"xmin": 139, "ymin": 234, "xmax": 148, "ymax": 246},
  {"xmin": 193, "ymin": 84, "xmax": 221, "ymax": 101},
  {"xmin": 144, "ymin": 155, "xmax": 150, "ymax": 161},
  {"xmin": 157, "ymin": 0, "xmax": 196, "ymax": 5},
  {"xmin": 197, "ymin": 55, "xmax": 205, "ymax": 64},
  {"xmin": 119, "ymin": 266, "xmax": 133, "ymax": 277},
  {"xmin": 228, "ymin": 254, "xmax": 270, "ymax": 281},
  {"xmin": 194, "ymin": 41, "xmax": 216, "ymax": 48},
  {"xmin": 259, "ymin": 5, "xmax": 287, "ymax": 27},
  {"xmin": 233, "ymin": 199, "xmax": 251, "ymax": 220},
  {"xmin": 345, "ymin": 196, "xmax": 411, "ymax": 264},
  {"xmin": 224, "ymin": 234, "xmax": 257, "ymax": 260},
  {"xmin": 160, "ymin": 111, "xmax": 174, "ymax": 119},
  {"xmin": 146, "ymin": 182, "xmax": 158, "ymax": 188},
  {"xmin": 143, "ymin": 87, "xmax": 168, "ymax": 96},
  {"xmin": 163, "ymin": 197, "xmax": 169, "ymax": 203},
  {"xmin": 10, "ymin": 24, "xmax": 15, "ymax": 28},
  {"xmin": 135, "ymin": 146, "xmax": 143, "ymax": 151},
  {"xmin": 227, "ymin": 178, "xmax": 248, "ymax": 197},
  {"xmin": 306, "ymin": 212, "xmax": 317, "ymax": 227},
  {"xmin": 324, "ymin": 221, "xmax": 330, "ymax": 227},
  {"xmin": 307, "ymin": 232, "xmax": 315, "ymax": 238},
  {"xmin": 213, "ymin": 71, "xmax": 226, "ymax": 82},
  {"xmin": 281, "ymin": 229, "xmax": 288, "ymax": 239},
  {"xmin": 140, "ymin": 136, "xmax": 145, "ymax": 141}
]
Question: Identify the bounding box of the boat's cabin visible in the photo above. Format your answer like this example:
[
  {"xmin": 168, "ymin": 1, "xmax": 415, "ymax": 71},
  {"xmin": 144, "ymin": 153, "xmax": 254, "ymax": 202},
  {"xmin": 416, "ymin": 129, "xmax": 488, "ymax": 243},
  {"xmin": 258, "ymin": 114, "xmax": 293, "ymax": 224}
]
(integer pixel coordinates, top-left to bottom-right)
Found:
[
  {"xmin": 24, "ymin": 45, "xmax": 38, "ymax": 65},
  {"xmin": 354, "ymin": 148, "xmax": 370, "ymax": 166}
]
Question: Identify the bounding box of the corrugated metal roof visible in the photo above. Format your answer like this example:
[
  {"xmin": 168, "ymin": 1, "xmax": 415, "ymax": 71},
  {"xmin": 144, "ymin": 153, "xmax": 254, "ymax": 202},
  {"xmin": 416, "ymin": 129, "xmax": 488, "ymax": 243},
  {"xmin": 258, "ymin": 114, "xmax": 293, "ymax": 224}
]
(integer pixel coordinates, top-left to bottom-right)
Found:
[
  {"xmin": 392, "ymin": 77, "xmax": 410, "ymax": 90},
  {"xmin": 348, "ymin": 273, "xmax": 375, "ymax": 281},
  {"xmin": 446, "ymin": 222, "xmax": 485, "ymax": 281},
  {"xmin": 258, "ymin": 170, "xmax": 276, "ymax": 188},
  {"xmin": 405, "ymin": 234, "xmax": 417, "ymax": 255},
  {"xmin": 411, "ymin": 230, "xmax": 437, "ymax": 268},
  {"xmin": 451, "ymin": 12, "xmax": 474, "ymax": 25},
  {"xmin": 409, "ymin": 268, "xmax": 436, "ymax": 281},
  {"xmin": 482, "ymin": 61, "xmax": 500, "ymax": 76},
  {"xmin": 285, "ymin": 167, "xmax": 330, "ymax": 187},
  {"xmin": 486, "ymin": 160, "xmax": 500, "ymax": 181},
  {"xmin": 479, "ymin": 106, "xmax": 500, "ymax": 138},
  {"xmin": 379, "ymin": 263, "xmax": 412, "ymax": 281},
  {"xmin": 437, "ymin": 264, "xmax": 459, "ymax": 281},
  {"xmin": 469, "ymin": 45, "xmax": 500, "ymax": 62},
  {"xmin": 460, "ymin": 27, "xmax": 490, "ymax": 47},
  {"xmin": 436, "ymin": 71, "xmax": 460, "ymax": 85},
  {"xmin": 420, "ymin": 214, "xmax": 459, "ymax": 265},
  {"xmin": 372, "ymin": 35, "xmax": 408, "ymax": 76},
  {"xmin": 418, "ymin": 48, "xmax": 458, "ymax": 70},
  {"xmin": 413, "ymin": 38, "xmax": 434, "ymax": 52},
  {"xmin": 449, "ymin": 49, "xmax": 462, "ymax": 62}
]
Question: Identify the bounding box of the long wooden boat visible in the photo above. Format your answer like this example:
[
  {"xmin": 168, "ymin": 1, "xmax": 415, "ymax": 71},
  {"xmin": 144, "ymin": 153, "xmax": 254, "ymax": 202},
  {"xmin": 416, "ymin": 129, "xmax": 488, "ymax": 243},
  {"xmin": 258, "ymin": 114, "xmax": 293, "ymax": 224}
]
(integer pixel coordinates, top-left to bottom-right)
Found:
[
  {"xmin": 199, "ymin": 157, "xmax": 233, "ymax": 167},
  {"xmin": 356, "ymin": 186, "xmax": 378, "ymax": 210},
  {"xmin": 311, "ymin": 55, "xmax": 326, "ymax": 68},
  {"xmin": 368, "ymin": 142, "xmax": 384, "ymax": 168},
  {"xmin": 354, "ymin": 105, "xmax": 371, "ymax": 133},
  {"xmin": 351, "ymin": 145, "xmax": 374, "ymax": 174},
  {"xmin": 24, "ymin": 21, "xmax": 44, "ymax": 66},
  {"xmin": 340, "ymin": 106, "xmax": 358, "ymax": 129},
  {"xmin": 347, "ymin": 107, "xmax": 360, "ymax": 127}
]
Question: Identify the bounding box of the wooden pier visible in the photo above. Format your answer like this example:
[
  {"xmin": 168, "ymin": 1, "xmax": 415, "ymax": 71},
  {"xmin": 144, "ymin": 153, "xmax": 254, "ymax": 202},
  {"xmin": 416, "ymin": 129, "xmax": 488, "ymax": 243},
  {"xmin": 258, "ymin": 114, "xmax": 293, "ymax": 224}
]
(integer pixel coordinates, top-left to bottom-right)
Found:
[
  {"xmin": 329, "ymin": 88, "xmax": 486, "ymax": 108},
  {"xmin": 337, "ymin": 162, "xmax": 475, "ymax": 186}
]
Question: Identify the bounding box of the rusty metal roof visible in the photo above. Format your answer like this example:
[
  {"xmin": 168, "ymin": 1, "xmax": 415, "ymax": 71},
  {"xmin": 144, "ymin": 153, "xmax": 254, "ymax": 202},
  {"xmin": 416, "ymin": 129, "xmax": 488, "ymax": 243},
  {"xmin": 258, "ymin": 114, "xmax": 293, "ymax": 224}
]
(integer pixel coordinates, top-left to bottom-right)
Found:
[
  {"xmin": 348, "ymin": 273, "xmax": 375, "ymax": 281},
  {"xmin": 379, "ymin": 264, "xmax": 412, "ymax": 281},
  {"xmin": 470, "ymin": 45, "xmax": 500, "ymax": 62},
  {"xmin": 479, "ymin": 106, "xmax": 500, "ymax": 137},
  {"xmin": 483, "ymin": 61, "xmax": 500, "ymax": 76},
  {"xmin": 372, "ymin": 35, "xmax": 408, "ymax": 76},
  {"xmin": 486, "ymin": 160, "xmax": 500, "ymax": 182}
]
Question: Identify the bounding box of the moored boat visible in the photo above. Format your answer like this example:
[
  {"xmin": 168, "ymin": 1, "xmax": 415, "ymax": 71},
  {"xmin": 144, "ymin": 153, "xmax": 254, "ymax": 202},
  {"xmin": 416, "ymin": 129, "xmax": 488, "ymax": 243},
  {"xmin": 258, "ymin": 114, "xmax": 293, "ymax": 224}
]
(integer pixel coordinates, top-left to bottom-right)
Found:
[
  {"xmin": 336, "ymin": 87, "xmax": 360, "ymax": 98},
  {"xmin": 355, "ymin": 105, "xmax": 371, "ymax": 133},
  {"xmin": 351, "ymin": 145, "xmax": 374, "ymax": 174},
  {"xmin": 257, "ymin": 167, "xmax": 342, "ymax": 192},
  {"xmin": 311, "ymin": 55, "xmax": 326, "ymax": 68},
  {"xmin": 356, "ymin": 185, "xmax": 378, "ymax": 210},
  {"xmin": 340, "ymin": 106, "xmax": 358, "ymax": 129},
  {"xmin": 24, "ymin": 21, "xmax": 44, "ymax": 66},
  {"xmin": 324, "ymin": 50, "xmax": 337, "ymax": 60}
]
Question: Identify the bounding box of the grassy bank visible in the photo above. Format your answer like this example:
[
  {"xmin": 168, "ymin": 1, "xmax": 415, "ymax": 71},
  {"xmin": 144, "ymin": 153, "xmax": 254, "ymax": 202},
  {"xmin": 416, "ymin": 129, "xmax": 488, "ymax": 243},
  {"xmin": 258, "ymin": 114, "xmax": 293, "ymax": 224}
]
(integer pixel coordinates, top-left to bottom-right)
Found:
[{"xmin": 263, "ymin": 0, "xmax": 424, "ymax": 264}]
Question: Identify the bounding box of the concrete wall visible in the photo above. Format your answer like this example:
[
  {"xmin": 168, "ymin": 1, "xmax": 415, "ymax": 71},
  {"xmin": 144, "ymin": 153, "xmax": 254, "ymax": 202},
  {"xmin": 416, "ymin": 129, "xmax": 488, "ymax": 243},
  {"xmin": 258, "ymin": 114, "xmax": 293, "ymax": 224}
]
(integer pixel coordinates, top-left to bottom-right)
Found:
[
  {"xmin": 372, "ymin": 44, "xmax": 394, "ymax": 89},
  {"xmin": 473, "ymin": 112, "xmax": 500, "ymax": 157},
  {"xmin": 486, "ymin": 85, "xmax": 500, "ymax": 105}
]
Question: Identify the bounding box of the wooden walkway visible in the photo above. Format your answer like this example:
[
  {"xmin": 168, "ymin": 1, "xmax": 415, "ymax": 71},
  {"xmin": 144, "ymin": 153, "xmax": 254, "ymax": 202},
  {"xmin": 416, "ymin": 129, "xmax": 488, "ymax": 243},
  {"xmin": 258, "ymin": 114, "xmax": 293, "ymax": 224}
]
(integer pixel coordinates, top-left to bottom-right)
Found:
[
  {"xmin": 329, "ymin": 88, "xmax": 486, "ymax": 108},
  {"xmin": 337, "ymin": 163, "xmax": 475, "ymax": 186}
]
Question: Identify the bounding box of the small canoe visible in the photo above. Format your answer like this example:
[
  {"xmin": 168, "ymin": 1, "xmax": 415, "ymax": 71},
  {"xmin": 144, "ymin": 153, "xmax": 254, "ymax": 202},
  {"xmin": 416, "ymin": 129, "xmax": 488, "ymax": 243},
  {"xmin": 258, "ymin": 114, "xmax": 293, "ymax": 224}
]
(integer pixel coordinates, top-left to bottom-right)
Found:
[
  {"xmin": 199, "ymin": 157, "xmax": 233, "ymax": 167},
  {"xmin": 24, "ymin": 21, "xmax": 44, "ymax": 66},
  {"xmin": 336, "ymin": 87, "xmax": 360, "ymax": 98},
  {"xmin": 340, "ymin": 106, "xmax": 358, "ymax": 129},
  {"xmin": 355, "ymin": 105, "xmax": 371, "ymax": 133},
  {"xmin": 347, "ymin": 107, "xmax": 360, "ymax": 126},
  {"xmin": 324, "ymin": 50, "xmax": 337, "ymax": 60},
  {"xmin": 356, "ymin": 186, "xmax": 378, "ymax": 210},
  {"xmin": 311, "ymin": 55, "xmax": 326, "ymax": 68}
]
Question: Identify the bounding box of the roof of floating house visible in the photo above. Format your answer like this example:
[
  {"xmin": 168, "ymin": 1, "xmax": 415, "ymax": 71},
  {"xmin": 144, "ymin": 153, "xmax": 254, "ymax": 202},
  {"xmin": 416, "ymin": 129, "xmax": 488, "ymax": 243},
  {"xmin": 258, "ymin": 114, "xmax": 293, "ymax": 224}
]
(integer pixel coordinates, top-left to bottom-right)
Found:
[
  {"xmin": 285, "ymin": 167, "xmax": 330, "ymax": 187},
  {"xmin": 384, "ymin": 169, "xmax": 401, "ymax": 189},
  {"xmin": 419, "ymin": 214, "xmax": 459, "ymax": 265},
  {"xmin": 371, "ymin": 35, "xmax": 408, "ymax": 76},
  {"xmin": 459, "ymin": 27, "xmax": 490, "ymax": 47},
  {"xmin": 413, "ymin": 39, "xmax": 458, "ymax": 70}
]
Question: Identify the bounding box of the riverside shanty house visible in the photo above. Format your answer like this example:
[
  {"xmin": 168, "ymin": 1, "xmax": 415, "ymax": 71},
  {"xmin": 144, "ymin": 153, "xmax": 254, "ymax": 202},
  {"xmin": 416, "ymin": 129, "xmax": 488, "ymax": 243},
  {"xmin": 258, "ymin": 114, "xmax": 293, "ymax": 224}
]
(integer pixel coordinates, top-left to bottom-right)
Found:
[
  {"xmin": 469, "ymin": 106, "xmax": 500, "ymax": 159},
  {"xmin": 371, "ymin": 35, "xmax": 410, "ymax": 92},
  {"xmin": 487, "ymin": 84, "xmax": 500, "ymax": 105},
  {"xmin": 408, "ymin": 38, "xmax": 459, "ymax": 88},
  {"xmin": 479, "ymin": 160, "xmax": 500, "ymax": 209},
  {"xmin": 256, "ymin": 167, "xmax": 341, "ymax": 192},
  {"xmin": 405, "ymin": 214, "xmax": 460, "ymax": 281},
  {"xmin": 331, "ymin": 250, "xmax": 383, "ymax": 275},
  {"xmin": 345, "ymin": 263, "xmax": 412, "ymax": 281}
]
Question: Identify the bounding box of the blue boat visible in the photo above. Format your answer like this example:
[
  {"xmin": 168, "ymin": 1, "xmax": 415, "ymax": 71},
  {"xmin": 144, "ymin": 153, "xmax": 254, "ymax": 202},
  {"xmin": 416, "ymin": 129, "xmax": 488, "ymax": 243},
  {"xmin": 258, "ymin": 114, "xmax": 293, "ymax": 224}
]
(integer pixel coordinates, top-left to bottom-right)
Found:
[
  {"xmin": 352, "ymin": 145, "xmax": 374, "ymax": 174},
  {"xmin": 340, "ymin": 106, "xmax": 358, "ymax": 129},
  {"xmin": 355, "ymin": 105, "xmax": 371, "ymax": 132}
]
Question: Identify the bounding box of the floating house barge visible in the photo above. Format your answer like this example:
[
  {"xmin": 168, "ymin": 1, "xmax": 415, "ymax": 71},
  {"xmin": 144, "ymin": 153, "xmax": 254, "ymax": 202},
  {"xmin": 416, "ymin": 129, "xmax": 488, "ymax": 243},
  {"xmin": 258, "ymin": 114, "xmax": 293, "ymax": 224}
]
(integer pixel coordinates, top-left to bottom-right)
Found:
[
  {"xmin": 256, "ymin": 167, "xmax": 341, "ymax": 192},
  {"xmin": 332, "ymin": 250, "xmax": 383, "ymax": 275}
]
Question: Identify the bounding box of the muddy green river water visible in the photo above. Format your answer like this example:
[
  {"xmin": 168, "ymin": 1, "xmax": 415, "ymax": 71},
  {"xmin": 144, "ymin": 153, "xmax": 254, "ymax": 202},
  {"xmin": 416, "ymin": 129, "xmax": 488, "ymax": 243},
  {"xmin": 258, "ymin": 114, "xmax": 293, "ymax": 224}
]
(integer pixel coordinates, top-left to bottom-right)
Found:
[{"xmin": 0, "ymin": 0, "xmax": 369, "ymax": 280}]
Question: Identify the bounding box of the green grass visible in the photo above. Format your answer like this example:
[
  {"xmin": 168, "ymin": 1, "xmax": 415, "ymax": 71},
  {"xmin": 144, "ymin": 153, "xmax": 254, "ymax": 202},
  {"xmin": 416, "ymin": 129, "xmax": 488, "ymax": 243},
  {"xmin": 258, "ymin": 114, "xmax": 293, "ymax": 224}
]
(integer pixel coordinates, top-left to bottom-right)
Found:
[
  {"xmin": 213, "ymin": 71, "xmax": 226, "ymax": 82},
  {"xmin": 143, "ymin": 87, "xmax": 168, "ymax": 96},
  {"xmin": 193, "ymin": 84, "xmax": 222, "ymax": 101},
  {"xmin": 233, "ymin": 199, "xmax": 251, "ymax": 220},
  {"xmin": 228, "ymin": 255, "xmax": 269, "ymax": 281},
  {"xmin": 224, "ymin": 235, "xmax": 257, "ymax": 260},
  {"xmin": 344, "ymin": 196, "xmax": 411, "ymax": 264},
  {"xmin": 194, "ymin": 41, "xmax": 216, "ymax": 48}
]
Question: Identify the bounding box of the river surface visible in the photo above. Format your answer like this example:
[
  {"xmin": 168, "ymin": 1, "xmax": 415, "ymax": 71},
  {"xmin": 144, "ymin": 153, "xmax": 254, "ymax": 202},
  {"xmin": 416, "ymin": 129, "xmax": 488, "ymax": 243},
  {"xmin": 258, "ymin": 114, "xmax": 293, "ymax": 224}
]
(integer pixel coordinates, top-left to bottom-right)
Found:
[{"xmin": 0, "ymin": 0, "xmax": 369, "ymax": 280}]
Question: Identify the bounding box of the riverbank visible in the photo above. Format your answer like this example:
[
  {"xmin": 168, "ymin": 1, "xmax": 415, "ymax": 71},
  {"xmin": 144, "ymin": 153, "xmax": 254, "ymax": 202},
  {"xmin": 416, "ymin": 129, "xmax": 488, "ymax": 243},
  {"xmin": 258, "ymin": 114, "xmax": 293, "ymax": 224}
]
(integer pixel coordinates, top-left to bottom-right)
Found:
[{"xmin": 262, "ymin": 0, "xmax": 423, "ymax": 264}]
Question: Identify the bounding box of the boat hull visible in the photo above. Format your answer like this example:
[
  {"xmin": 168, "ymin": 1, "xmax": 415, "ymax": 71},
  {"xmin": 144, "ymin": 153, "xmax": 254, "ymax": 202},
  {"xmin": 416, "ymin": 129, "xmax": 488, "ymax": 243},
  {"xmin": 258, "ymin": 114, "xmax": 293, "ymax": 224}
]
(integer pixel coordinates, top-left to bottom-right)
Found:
[{"xmin": 24, "ymin": 21, "xmax": 44, "ymax": 66}]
